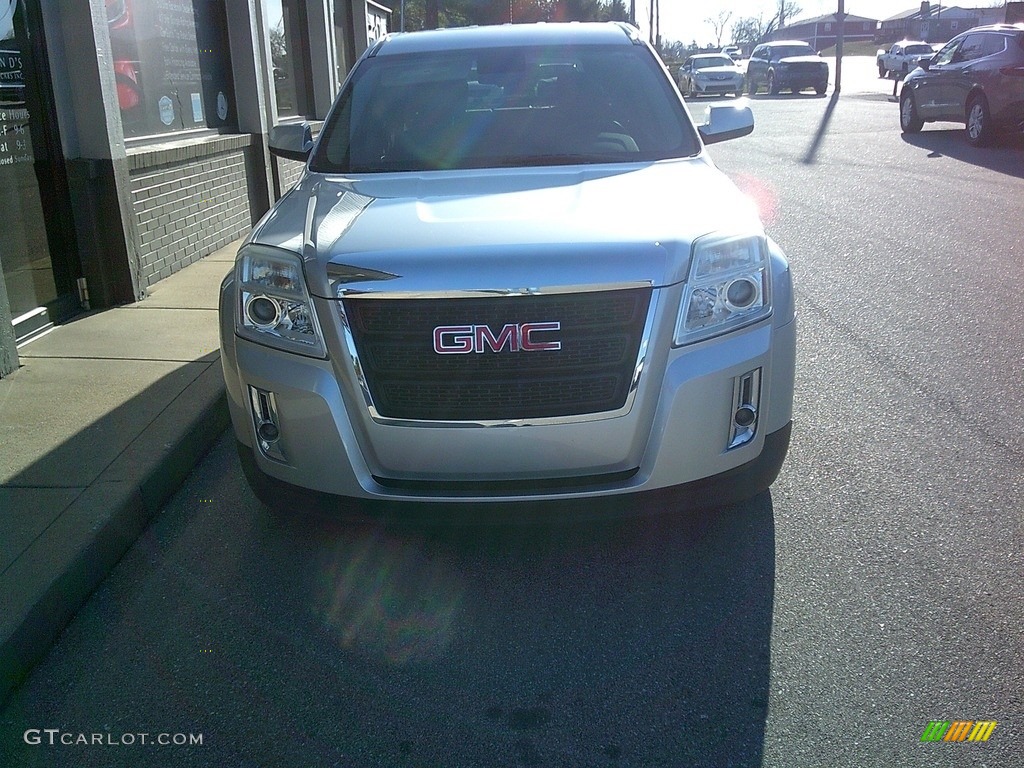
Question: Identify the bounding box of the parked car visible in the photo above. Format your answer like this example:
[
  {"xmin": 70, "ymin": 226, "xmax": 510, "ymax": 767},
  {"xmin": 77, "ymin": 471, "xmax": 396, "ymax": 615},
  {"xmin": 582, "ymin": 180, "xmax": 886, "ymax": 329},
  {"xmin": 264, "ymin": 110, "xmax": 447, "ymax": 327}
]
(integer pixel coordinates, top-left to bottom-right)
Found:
[
  {"xmin": 219, "ymin": 22, "xmax": 796, "ymax": 513},
  {"xmin": 876, "ymin": 40, "xmax": 935, "ymax": 77},
  {"xmin": 746, "ymin": 40, "xmax": 829, "ymax": 95},
  {"xmin": 677, "ymin": 53, "xmax": 745, "ymax": 98},
  {"xmin": 899, "ymin": 24, "xmax": 1024, "ymax": 146},
  {"xmin": 721, "ymin": 45, "xmax": 743, "ymax": 60}
]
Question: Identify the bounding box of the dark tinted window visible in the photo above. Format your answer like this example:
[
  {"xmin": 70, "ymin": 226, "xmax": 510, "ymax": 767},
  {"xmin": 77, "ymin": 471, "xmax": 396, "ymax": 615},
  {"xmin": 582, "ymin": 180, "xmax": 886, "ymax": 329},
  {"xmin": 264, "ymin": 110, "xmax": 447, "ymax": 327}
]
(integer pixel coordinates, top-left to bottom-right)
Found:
[
  {"xmin": 933, "ymin": 38, "xmax": 960, "ymax": 66},
  {"xmin": 311, "ymin": 44, "xmax": 698, "ymax": 173},
  {"xmin": 980, "ymin": 33, "xmax": 1006, "ymax": 57},
  {"xmin": 954, "ymin": 34, "xmax": 987, "ymax": 63}
]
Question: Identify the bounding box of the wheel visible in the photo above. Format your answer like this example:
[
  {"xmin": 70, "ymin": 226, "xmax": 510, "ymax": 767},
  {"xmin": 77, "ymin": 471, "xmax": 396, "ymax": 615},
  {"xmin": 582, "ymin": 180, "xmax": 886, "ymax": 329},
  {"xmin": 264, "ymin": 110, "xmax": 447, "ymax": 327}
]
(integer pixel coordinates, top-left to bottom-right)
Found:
[
  {"xmin": 815, "ymin": 83, "xmax": 827, "ymax": 95},
  {"xmin": 900, "ymin": 91, "xmax": 923, "ymax": 133},
  {"xmin": 965, "ymin": 94, "xmax": 994, "ymax": 147},
  {"xmin": 682, "ymin": 79, "xmax": 692, "ymax": 98},
  {"xmin": 878, "ymin": 63, "xmax": 887, "ymax": 78},
  {"xmin": 747, "ymin": 76, "xmax": 757, "ymax": 95},
  {"xmin": 767, "ymin": 70, "xmax": 780, "ymax": 95}
]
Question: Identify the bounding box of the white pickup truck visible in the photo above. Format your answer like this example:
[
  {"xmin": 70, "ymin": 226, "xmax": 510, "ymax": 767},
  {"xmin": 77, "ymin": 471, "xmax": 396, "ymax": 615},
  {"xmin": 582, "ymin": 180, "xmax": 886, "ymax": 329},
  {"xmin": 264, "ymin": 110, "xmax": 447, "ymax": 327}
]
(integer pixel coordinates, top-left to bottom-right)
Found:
[{"xmin": 876, "ymin": 41, "xmax": 935, "ymax": 77}]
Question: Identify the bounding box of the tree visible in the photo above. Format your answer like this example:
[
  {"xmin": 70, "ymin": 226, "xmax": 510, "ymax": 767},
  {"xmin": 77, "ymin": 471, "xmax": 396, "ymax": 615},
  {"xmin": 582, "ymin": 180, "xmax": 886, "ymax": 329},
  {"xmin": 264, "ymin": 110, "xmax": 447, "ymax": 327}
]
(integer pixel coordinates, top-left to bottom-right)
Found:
[
  {"xmin": 386, "ymin": 0, "xmax": 626, "ymax": 30},
  {"xmin": 705, "ymin": 10, "xmax": 732, "ymax": 48},
  {"xmin": 731, "ymin": 14, "xmax": 773, "ymax": 50},
  {"xmin": 776, "ymin": 0, "xmax": 803, "ymax": 32}
]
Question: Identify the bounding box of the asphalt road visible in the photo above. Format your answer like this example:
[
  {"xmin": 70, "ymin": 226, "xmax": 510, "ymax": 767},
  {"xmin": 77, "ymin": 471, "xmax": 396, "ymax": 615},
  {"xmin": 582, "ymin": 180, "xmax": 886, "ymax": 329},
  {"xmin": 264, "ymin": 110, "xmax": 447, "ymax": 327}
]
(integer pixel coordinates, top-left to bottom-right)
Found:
[{"xmin": 2, "ymin": 57, "xmax": 1022, "ymax": 767}]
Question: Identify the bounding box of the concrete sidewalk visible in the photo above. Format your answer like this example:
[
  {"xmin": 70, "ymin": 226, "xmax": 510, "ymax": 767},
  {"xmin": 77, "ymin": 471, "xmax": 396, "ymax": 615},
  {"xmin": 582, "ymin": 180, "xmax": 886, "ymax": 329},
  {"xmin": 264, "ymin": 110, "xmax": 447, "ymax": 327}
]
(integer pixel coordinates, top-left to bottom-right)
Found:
[{"xmin": 0, "ymin": 239, "xmax": 241, "ymax": 707}]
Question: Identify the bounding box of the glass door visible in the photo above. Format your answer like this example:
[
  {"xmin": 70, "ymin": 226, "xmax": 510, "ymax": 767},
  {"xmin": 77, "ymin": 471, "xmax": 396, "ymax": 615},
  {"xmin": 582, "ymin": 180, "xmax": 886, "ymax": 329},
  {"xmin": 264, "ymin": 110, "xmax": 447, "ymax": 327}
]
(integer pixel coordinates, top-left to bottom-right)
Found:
[{"xmin": 0, "ymin": 0, "xmax": 79, "ymax": 342}]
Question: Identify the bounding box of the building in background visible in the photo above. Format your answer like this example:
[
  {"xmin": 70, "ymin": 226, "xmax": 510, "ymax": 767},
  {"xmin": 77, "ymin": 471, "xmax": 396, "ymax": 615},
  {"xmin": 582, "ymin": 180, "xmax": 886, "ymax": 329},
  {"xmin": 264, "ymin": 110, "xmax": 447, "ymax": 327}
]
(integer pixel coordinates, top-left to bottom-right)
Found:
[
  {"xmin": 0, "ymin": 0, "xmax": 389, "ymax": 377},
  {"xmin": 876, "ymin": 4, "xmax": 990, "ymax": 44},
  {"xmin": 771, "ymin": 13, "xmax": 879, "ymax": 51}
]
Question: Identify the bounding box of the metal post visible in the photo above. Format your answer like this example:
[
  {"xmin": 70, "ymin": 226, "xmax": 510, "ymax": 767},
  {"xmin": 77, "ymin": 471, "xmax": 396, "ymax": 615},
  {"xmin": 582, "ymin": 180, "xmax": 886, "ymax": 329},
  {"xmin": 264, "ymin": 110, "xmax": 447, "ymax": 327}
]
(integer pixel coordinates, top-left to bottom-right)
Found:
[{"xmin": 835, "ymin": 0, "xmax": 846, "ymax": 93}]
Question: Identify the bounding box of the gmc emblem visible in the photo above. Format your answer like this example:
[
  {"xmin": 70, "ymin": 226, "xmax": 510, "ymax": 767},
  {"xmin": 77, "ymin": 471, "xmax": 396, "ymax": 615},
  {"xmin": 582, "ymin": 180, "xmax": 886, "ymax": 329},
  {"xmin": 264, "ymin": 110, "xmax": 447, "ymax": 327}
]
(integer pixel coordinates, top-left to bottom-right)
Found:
[{"xmin": 432, "ymin": 322, "xmax": 561, "ymax": 354}]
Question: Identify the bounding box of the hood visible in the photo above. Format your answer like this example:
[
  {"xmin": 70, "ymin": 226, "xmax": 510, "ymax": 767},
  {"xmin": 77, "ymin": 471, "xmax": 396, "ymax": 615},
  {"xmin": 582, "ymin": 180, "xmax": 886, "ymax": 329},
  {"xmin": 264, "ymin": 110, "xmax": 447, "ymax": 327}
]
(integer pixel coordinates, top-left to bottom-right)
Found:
[
  {"xmin": 695, "ymin": 66, "xmax": 741, "ymax": 76},
  {"xmin": 777, "ymin": 55, "xmax": 825, "ymax": 65},
  {"xmin": 251, "ymin": 158, "xmax": 763, "ymax": 298}
]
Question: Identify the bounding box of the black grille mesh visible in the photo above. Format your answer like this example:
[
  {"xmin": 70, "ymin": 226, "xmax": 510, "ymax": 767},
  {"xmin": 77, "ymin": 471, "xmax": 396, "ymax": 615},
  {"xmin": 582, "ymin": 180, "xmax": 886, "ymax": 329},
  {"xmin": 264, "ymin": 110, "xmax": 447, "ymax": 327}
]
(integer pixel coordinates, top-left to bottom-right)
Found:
[{"xmin": 343, "ymin": 288, "xmax": 651, "ymax": 420}]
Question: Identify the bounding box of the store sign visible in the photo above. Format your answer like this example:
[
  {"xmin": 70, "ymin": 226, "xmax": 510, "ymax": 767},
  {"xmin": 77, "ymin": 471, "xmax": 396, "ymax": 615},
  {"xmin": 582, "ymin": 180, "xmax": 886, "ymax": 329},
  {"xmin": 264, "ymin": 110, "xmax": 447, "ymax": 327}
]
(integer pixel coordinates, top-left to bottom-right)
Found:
[
  {"xmin": 0, "ymin": 43, "xmax": 30, "ymax": 166},
  {"xmin": 0, "ymin": 47, "xmax": 23, "ymax": 105}
]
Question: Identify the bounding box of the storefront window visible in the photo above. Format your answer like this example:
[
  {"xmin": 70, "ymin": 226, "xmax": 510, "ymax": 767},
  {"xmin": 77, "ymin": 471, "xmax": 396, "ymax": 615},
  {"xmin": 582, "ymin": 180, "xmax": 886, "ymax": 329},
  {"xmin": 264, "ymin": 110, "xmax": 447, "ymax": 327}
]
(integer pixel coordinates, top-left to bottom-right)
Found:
[
  {"xmin": 266, "ymin": 0, "xmax": 312, "ymax": 119},
  {"xmin": 106, "ymin": 0, "xmax": 236, "ymax": 139},
  {"xmin": 1, "ymin": 0, "xmax": 78, "ymax": 339}
]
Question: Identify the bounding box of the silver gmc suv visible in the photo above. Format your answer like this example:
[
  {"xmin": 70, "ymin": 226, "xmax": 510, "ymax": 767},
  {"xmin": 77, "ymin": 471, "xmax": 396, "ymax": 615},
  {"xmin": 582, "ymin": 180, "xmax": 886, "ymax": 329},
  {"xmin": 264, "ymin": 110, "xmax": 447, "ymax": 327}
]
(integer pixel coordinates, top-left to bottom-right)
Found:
[{"xmin": 219, "ymin": 22, "xmax": 796, "ymax": 511}]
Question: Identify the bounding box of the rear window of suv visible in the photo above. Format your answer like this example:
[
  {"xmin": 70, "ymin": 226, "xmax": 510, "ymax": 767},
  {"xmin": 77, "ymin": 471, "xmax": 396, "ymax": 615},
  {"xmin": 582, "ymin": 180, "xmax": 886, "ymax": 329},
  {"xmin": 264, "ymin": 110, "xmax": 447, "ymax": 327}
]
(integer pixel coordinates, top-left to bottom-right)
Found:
[{"xmin": 311, "ymin": 44, "xmax": 699, "ymax": 174}]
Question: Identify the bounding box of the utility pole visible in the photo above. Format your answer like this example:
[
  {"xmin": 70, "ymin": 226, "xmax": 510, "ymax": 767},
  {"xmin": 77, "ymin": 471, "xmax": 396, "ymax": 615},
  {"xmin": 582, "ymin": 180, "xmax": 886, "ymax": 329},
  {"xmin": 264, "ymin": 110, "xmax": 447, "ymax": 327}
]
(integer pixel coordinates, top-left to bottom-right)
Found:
[{"xmin": 833, "ymin": 0, "xmax": 846, "ymax": 92}]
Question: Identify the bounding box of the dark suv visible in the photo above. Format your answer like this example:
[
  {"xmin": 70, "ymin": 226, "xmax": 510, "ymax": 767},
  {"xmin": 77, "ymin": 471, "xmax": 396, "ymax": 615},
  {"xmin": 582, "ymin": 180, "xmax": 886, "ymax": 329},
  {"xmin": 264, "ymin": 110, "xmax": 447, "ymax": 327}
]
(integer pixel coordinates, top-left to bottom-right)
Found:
[
  {"xmin": 900, "ymin": 24, "xmax": 1024, "ymax": 146},
  {"xmin": 746, "ymin": 40, "xmax": 829, "ymax": 95}
]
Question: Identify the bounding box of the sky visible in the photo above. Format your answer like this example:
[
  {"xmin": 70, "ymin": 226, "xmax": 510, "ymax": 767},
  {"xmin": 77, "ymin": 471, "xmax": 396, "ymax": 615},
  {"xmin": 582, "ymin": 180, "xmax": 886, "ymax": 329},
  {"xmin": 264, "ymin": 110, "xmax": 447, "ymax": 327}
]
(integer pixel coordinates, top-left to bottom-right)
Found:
[{"xmin": 641, "ymin": 1, "xmax": 933, "ymax": 46}]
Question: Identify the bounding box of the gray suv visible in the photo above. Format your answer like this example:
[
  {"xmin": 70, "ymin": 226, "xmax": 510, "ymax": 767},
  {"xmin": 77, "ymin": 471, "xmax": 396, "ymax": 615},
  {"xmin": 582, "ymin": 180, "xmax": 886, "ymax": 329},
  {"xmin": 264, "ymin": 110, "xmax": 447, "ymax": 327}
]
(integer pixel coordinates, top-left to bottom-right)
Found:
[
  {"xmin": 746, "ymin": 40, "xmax": 829, "ymax": 95},
  {"xmin": 900, "ymin": 24, "xmax": 1024, "ymax": 146},
  {"xmin": 219, "ymin": 23, "xmax": 796, "ymax": 512}
]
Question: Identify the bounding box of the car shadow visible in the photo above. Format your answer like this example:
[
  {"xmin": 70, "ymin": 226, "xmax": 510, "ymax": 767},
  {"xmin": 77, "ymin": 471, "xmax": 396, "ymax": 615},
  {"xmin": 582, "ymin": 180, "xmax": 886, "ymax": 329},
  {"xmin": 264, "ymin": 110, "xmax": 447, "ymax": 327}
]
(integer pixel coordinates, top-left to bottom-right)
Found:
[
  {"xmin": 243, "ymin": 488, "xmax": 778, "ymax": 766},
  {"xmin": 901, "ymin": 129, "xmax": 1024, "ymax": 178},
  {"xmin": 748, "ymin": 91, "xmax": 829, "ymax": 99}
]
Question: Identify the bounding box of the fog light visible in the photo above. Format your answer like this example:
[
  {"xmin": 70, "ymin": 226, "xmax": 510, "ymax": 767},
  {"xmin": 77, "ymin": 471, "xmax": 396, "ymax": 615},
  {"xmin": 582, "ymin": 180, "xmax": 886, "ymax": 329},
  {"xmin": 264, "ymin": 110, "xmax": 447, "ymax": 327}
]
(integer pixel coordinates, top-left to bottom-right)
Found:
[
  {"xmin": 734, "ymin": 405, "xmax": 757, "ymax": 428},
  {"xmin": 257, "ymin": 421, "xmax": 280, "ymax": 443},
  {"xmin": 249, "ymin": 386, "xmax": 285, "ymax": 461},
  {"xmin": 728, "ymin": 368, "xmax": 761, "ymax": 449}
]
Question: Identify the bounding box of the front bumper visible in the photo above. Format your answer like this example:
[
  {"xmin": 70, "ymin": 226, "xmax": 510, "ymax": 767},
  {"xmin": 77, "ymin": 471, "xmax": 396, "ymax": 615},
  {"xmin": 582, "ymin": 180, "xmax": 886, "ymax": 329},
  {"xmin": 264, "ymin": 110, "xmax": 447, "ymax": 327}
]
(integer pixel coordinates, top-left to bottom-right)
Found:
[
  {"xmin": 220, "ymin": 269, "xmax": 796, "ymax": 505},
  {"xmin": 776, "ymin": 70, "xmax": 828, "ymax": 90},
  {"xmin": 694, "ymin": 79, "xmax": 744, "ymax": 94}
]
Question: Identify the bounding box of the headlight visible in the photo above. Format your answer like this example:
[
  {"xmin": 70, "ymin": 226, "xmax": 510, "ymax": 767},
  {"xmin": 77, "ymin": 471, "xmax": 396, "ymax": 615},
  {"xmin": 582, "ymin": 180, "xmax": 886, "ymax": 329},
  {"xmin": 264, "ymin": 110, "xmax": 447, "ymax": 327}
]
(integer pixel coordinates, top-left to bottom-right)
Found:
[
  {"xmin": 235, "ymin": 244, "xmax": 326, "ymax": 357},
  {"xmin": 674, "ymin": 234, "xmax": 771, "ymax": 345}
]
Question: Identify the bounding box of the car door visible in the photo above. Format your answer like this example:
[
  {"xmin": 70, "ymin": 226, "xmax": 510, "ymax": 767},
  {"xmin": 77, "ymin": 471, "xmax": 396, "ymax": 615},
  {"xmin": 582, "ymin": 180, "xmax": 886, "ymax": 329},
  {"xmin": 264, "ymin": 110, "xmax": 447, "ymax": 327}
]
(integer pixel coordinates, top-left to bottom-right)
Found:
[
  {"xmin": 679, "ymin": 57, "xmax": 693, "ymax": 90},
  {"xmin": 748, "ymin": 46, "xmax": 766, "ymax": 86},
  {"xmin": 940, "ymin": 33, "xmax": 990, "ymax": 118},
  {"xmin": 889, "ymin": 43, "xmax": 903, "ymax": 70},
  {"xmin": 912, "ymin": 37, "xmax": 961, "ymax": 119}
]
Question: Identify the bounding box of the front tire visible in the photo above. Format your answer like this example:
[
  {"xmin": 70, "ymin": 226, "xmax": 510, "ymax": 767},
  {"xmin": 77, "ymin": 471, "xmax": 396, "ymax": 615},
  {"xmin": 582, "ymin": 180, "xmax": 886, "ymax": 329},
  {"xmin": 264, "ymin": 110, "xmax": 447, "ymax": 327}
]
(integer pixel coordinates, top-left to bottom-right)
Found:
[
  {"xmin": 900, "ymin": 91, "xmax": 923, "ymax": 133},
  {"xmin": 767, "ymin": 70, "xmax": 780, "ymax": 95},
  {"xmin": 965, "ymin": 94, "xmax": 994, "ymax": 147},
  {"xmin": 815, "ymin": 83, "xmax": 827, "ymax": 95},
  {"xmin": 747, "ymin": 76, "xmax": 757, "ymax": 95},
  {"xmin": 878, "ymin": 63, "xmax": 887, "ymax": 78}
]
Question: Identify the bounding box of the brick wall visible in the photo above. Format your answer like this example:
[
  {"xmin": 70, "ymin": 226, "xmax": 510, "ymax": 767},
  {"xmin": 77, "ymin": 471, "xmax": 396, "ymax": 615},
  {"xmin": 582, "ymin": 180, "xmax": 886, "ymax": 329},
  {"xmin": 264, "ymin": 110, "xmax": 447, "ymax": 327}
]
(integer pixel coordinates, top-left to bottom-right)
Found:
[
  {"xmin": 275, "ymin": 156, "xmax": 306, "ymax": 197},
  {"xmin": 128, "ymin": 135, "xmax": 256, "ymax": 289}
]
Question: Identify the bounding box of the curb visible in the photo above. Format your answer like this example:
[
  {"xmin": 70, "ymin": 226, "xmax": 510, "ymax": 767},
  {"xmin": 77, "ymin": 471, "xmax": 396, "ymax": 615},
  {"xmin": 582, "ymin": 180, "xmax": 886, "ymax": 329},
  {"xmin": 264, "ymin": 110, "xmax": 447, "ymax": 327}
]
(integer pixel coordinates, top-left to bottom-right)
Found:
[{"xmin": 0, "ymin": 363, "xmax": 229, "ymax": 708}]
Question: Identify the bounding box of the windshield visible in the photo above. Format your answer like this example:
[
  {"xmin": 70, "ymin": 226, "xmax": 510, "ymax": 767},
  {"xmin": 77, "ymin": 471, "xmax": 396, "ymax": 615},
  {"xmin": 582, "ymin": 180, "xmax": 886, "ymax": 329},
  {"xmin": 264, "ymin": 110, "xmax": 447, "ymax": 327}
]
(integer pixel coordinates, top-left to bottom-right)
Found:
[
  {"xmin": 771, "ymin": 45, "xmax": 815, "ymax": 59},
  {"xmin": 905, "ymin": 44, "xmax": 933, "ymax": 55},
  {"xmin": 310, "ymin": 44, "xmax": 699, "ymax": 173},
  {"xmin": 694, "ymin": 56, "xmax": 734, "ymax": 69}
]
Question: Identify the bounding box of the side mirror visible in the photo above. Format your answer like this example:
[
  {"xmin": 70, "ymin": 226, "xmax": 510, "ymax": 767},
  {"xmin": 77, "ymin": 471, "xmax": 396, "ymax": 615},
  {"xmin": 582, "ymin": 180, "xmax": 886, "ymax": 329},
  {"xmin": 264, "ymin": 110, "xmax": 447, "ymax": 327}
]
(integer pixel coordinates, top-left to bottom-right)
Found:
[
  {"xmin": 269, "ymin": 123, "xmax": 314, "ymax": 162},
  {"xmin": 698, "ymin": 103, "xmax": 754, "ymax": 146}
]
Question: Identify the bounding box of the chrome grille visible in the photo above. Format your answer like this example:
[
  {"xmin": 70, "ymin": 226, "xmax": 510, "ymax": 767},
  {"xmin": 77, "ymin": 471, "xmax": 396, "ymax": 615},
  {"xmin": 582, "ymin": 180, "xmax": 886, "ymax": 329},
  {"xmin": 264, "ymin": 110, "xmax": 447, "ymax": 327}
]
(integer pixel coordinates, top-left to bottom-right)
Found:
[{"xmin": 343, "ymin": 288, "xmax": 652, "ymax": 421}]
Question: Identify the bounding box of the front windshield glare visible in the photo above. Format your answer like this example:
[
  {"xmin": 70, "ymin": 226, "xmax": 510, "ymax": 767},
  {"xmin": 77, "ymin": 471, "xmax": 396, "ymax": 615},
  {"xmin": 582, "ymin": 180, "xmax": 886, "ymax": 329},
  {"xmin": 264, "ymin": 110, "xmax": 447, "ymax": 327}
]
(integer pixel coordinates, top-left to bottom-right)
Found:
[
  {"xmin": 311, "ymin": 44, "xmax": 698, "ymax": 173},
  {"xmin": 773, "ymin": 45, "xmax": 814, "ymax": 59},
  {"xmin": 695, "ymin": 56, "xmax": 734, "ymax": 69}
]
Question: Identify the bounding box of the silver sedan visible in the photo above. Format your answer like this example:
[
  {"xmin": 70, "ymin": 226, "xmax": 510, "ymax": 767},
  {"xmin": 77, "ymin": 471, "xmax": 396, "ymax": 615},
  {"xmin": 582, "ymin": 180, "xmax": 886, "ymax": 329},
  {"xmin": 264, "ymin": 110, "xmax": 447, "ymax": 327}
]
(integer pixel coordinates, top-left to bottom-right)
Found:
[{"xmin": 678, "ymin": 54, "xmax": 745, "ymax": 98}]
